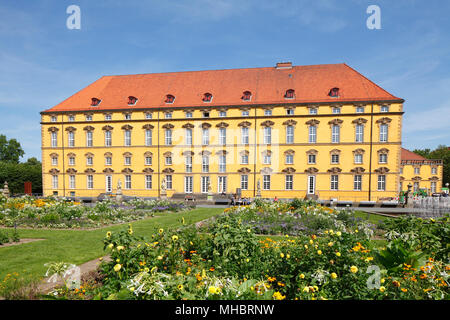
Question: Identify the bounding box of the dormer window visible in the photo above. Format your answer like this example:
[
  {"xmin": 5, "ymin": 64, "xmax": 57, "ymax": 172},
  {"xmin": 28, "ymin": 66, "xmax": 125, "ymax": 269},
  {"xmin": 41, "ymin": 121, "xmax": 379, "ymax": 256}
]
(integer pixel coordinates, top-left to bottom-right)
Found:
[
  {"xmin": 242, "ymin": 91, "xmax": 252, "ymax": 101},
  {"xmin": 284, "ymin": 89, "xmax": 295, "ymax": 99},
  {"xmin": 202, "ymin": 93, "xmax": 212, "ymax": 103},
  {"xmin": 91, "ymin": 98, "xmax": 101, "ymax": 106},
  {"xmin": 128, "ymin": 96, "xmax": 138, "ymax": 105},
  {"xmin": 329, "ymin": 88, "xmax": 340, "ymax": 98},
  {"xmin": 165, "ymin": 95, "xmax": 175, "ymax": 104}
]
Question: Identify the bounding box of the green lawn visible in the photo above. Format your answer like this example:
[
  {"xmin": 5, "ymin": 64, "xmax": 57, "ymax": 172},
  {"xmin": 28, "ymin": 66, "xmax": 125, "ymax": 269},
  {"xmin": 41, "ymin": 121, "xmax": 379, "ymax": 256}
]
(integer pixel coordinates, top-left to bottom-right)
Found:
[
  {"xmin": 352, "ymin": 210, "xmax": 391, "ymax": 225},
  {"xmin": 0, "ymin": 207, "xmax": 223, "ymax": 281}
]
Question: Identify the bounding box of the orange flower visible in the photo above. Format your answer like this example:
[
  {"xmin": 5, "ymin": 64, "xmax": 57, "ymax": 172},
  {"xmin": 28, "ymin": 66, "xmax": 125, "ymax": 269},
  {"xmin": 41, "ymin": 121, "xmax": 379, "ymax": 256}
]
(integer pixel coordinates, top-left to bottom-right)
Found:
[
  {"xmin": 209, "ymin": 267, "xmax": 215, "ymax": 272},
  {"xmin": 392, "ymin": 280, "xmax": 400, "ymax": 287}
]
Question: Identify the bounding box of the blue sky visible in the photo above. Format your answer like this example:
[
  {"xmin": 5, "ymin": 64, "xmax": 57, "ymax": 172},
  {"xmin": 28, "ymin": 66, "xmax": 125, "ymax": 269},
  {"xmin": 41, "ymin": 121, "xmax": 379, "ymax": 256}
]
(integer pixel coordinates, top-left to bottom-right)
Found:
[{"xmin": 0, "ymin": 0, "xmax": 449, "ymax": 161}]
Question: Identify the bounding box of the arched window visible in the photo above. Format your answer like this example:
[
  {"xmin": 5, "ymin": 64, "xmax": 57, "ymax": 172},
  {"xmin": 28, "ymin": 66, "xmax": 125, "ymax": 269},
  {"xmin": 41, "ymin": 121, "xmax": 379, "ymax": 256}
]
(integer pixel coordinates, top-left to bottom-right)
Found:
[
  {"xmin": 284, "ymin": 89, "xmax": 295, "ymax": 99},
  {"xmin": 202, "ymin": 93, "xmax": 212, "ymax": 102},
  {"xmin": 128, "ymin": 96, "xmax": 138, "ymax": 105},
  {"xmin": 329, "ymin": 88, "xmax": 340, "ymax": 97},
  {"xmin": 242, "ymin": 91, "xmax": 252, "ymax": 101},
  {"xmin": 165, "ymin": 94, "xmax": 175, "ymax": 103},
  {"xmin": 91, "ymin": 98, "xmax": 101, "ymax": 106}
]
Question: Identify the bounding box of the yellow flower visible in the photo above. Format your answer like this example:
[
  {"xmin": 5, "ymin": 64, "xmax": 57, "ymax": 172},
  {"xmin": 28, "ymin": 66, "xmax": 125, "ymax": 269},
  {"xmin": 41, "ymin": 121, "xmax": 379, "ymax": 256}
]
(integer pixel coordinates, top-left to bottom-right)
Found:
[
  {"xmin": 144, "ymin": 267, "xmax": 149, "ymax": 273},
  {"xmin": 328, "ymin": 242, "xmax": 334, "ymax": 247},
  {"xmin": 336, "ymin": 252, "xmax": 341, "ymax": 257},
  {"xmin": 286, "ymin": 254, "xmax": 290, "ymax": 259},
  {"xmin": 379, "ymin": 286, "xmax": 385, "ymax": 293},
  {"xmin": 401, "ymin": 288, "xmax": 408, "ymax": 293},
  {"xmin": 280, "ymin": 253, "xmax": 285, "ymax": 258},
  {"xmin": 304, "ymin": 245, "xmax": 308, "ymax": 249},
  {"xmin": 329, "ymin": 229, "xmax": 334, "ymax": 234},
  {"xmin": 117, "ymin": 246, "xmax": 124, "ymax": 251},
  {"xmin": 106, "ymin": 231, "xmax": 112, "ymax": 238},
  {"xmin": 331, "ymin": 273, "xmax": 337, "ymax": 279},
  {"xmin": 246, "ymin": 258, "xmax": 250, "ymax": 262},
  {"xmin": 317, "ymin": 250, "xmax": 322, "ymax": 255},
  {"xmin": 313, "ymin": 286, "xmax": 319, "ymax": 292},
  {"xmin": 158, "ymin": 228, "xmax": 164, "ymax": 234},
  {"xmin": 336, "ymin": 231, "xmax": 341, "ymax": 237},
  {"xmin": 247, "ymin": 229, "xmax": 251, "ymax": 233},
  {"xmin": 177, "ymin": 284, "xmax": 184, "ymax": 291},
  {"xmin": 354, "ymin": 229, "xmax": 358, "ymax": 233},
  {"xmin": 365, "ymin": 257, "xmax": 374, "ymax": 263},
  {"xmin": 172, "ymin": 235, "xmax": 179, "ymax": 241},
  {"xmin": 273, "ymin": 291, "xmax": 286, "ymax": 300},
  {"xmin": 107, "ymin": 243, "xmax": 114, "ymax": 249},
  {"xmin": 151, "ymin": 266, "xmax": 157, "ymax": 273},
  {"xmin": 309, "ymin": 239, "xmax": 314, "ymax": 245},
  {"xmin": 299, "ymin": 274, "xmax": 305, "ymax": 279},
  {"xmin": 209, "ymin": 286, "xmax": 221, "ymax": 295},
  {"xmin": 350, "ymin": 266, "xmax": 358, "ymax": 273},
  {"xmin": 302, "ymin": 286, "xmax": 309, "ymax": 293},
  {"xmin": 381, "ymin": 278, "xmax": 385, "ymax": 284},
  {"xmin": 113, "ymin": 264, "xmax": 122, "ymax": 272},
  {"xmin": 157, "ymin": 255, "xmax": 163, "ymax": 260},
  {"xmin": 116, "ymin": 258, "xmax": 120, "ymax": 263},
  {"xmin": 130, "ymin": 287, "xmax": 135, "ymax": 292}
]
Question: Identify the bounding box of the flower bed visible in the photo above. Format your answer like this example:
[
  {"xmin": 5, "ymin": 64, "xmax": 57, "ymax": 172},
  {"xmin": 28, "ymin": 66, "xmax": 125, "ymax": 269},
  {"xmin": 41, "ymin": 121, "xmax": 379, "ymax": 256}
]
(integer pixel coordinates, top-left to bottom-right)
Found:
[
  {"xmin": 0, "ymin": 196, "xmax": 194, "ymax": 229},
  {"xmin": 46, "ymin": 200, "xmax": 449, "ymax": 300}
]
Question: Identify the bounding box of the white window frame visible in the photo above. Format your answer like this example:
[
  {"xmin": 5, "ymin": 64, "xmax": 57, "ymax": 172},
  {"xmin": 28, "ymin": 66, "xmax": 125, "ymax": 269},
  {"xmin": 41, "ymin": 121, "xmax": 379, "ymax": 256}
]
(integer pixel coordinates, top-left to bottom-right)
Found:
[
  {"xmin": 241, "ymin": 175, "xmax": 248, "ymax": 190},
  {"xmin": 309, "ymin": 126, "xmax": 317, "ymax": 143},
  {"xmin": 86, "ymin": 131, "xmax": 93, "ymax": 147},
  {"xmin": 69, "ymin": 175, "xmax": 76, "ymax": 189},
  {"xmin": 378, "ymin": 175, "xmax": 386, "ymax": 191},
  {"xmin": 145, "ymin": 129, "xmax": 152, "ymax": 146},
  {"xmin": 332, "ymin": 125, "xmax": 340, "ymax": 143},
  {"xmin": 286, "ymin": 125, "xmax": 294, "ymax": 144},
  {"xmin": 145, "ymin": 175, "xmax": 152, "ymax": 190},
  {"xmin": 68, "ymin": 132, "xmax": 75, "ymax": 147},
  {"xmin": 355, "ymin": 125, "xmax": 364, "ymax": 142},
  {"xmin": 202, "ymin": 128, "xmax": 209, "ymax": 145},
  {"xmin": 87, "ymin": 175, "xmax": 94, "ymax": 189},
  {"xmin": 185, "ymin": 156, "xmax": 193, "ymax": 173},
  {"xmin": 219, "ymin": 155, "xmax": 226, "ymax": 173},
  {"xmin": 263, "ymin": 127, "xmax": 271, "ymax": 144},
  {"xmin": 105, "ymin": 131, "xmax": 112, "ymax": 147},
  {"xmin": 145, "ymin": 156, "xmax": 152, "ymax": 166},
  {"xmin": 354, "ymin": 175, "xmax": 362, "ymax": 191},
  {"xmin": 285, "ymin": 175, "xmax": 293, "ymax": 190},
  {"xmin": 379, "ymin": 124, "xmax": 388, "ymax": 142},
  {"xmin": 185, "ymin": 128, "xmax": 192, "ymax": 145},
  {"xmin": 52, "ymin": 175, "xmax": 58, "ymax": 189},
  {"xmin": 125, "ymin": 175, "xmax": 132, "ymax": 189},
  {"xmin": 124, "ymin": 130, "xmax": 132, "ymax": 146},
  {"xmin": 165, "ymin": 129, "xmax": 172, "ymax": 146},
  {"xmin": 241, "ymin": 127, "xmax": 249, "ymax": 145},
  {"xmin": 184, "ymin": 176, "xmax": 193, "ymax": 193},
  {"xmin": 201, "ymin": 176, "xmax": 210, "ymax": 193},
  {"xmin": 285, "ymin": 154, "xmax": 294, "ymax": 165},
  {"xmin": 263, "ymin": 175, "xmax": 271, "ymax": 190},
  {"xmin": 51, "ymin": 132, "xmax": 58, "ymax": 147},
  {"xmin": 219, "ymin": 128, "xmax": 226, "ymax": 145},
  {"xmin": 330, "ymin": 175, "xmax": 339, "ymax": 191},
  {"xmin": 202, "ymin": 156, "xmax": 209, "ymax": 173},
  {"xmin": 166, "ymin": 175, "xmax": 172, "ymax": 189}
]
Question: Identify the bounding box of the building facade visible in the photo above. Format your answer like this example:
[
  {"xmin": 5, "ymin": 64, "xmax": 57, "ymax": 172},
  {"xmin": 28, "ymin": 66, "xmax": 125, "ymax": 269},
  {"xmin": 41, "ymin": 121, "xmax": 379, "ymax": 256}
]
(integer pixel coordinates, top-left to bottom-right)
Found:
[
  {"xmin": 400, "ymin": 148, "xmax": 443, "ymax": 195},
  {"xmin": 41, "ymin": 62, "xmax": 406, "ymax": 201}
]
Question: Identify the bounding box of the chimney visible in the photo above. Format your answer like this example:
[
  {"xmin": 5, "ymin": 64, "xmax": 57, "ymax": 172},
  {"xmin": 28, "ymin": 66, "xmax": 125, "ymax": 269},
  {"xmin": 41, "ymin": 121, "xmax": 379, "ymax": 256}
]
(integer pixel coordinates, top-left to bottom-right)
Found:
[{"xmin": 275, "ymin": 62, "xmax": 292, "ymax": 69}]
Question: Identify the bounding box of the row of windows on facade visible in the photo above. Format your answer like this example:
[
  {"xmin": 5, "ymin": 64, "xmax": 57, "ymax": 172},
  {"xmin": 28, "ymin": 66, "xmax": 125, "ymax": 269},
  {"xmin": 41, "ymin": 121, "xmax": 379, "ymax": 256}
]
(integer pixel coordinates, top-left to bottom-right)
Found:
[
  {"xmin": 399, "ymin": 167, "xmax": 438, "ymax": 175},
  {"xmin": 399, "ymin": 181, "xmax": 438, "ymax": 194},
  {"xmin": 52, "ymin": 152, "xmax": 391, "ymax": 169},
  {"xmin": 49, "ymin": 124, "xmax": 389, "ymax": 148},
  {"xmin": 86, "ymin": 88, "xmax": 340, "ymax": 108},
  {"xmin": 51, "ymin": 173, "xmax": 389, "ymax": 192},
  {"xmin": 49, "ymin": 105, "xmax": 391, "ymax": 122}
]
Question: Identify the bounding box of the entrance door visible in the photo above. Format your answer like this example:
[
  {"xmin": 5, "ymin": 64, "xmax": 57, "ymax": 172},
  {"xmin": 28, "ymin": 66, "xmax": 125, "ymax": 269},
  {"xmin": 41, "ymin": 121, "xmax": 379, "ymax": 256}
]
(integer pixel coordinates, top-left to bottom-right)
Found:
[
  {"xmin": 307, "ymin": 176, "xmax": 315, "ymax": 195},
  {"xmin": 184, "ymin": 176, "xmax": 193, "ymax": 193},
  {"xmin": 106, "ymin": 175, "xmax": 112, "ymax": 193},
  {"xmin": 218, "ymin": 176, "xmax": 227, "ymax": 193}
]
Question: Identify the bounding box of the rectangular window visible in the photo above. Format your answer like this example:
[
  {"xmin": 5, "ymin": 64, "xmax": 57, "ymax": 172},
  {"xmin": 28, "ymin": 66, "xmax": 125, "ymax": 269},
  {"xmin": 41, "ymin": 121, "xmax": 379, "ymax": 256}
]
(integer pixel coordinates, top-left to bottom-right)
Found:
[
  {"xmin": 219, "ymin": 111, "xmax": 227, "ymax": 117},
  {"xmin": 86, "ymin": 157, "xmax": 93, "ymax": 166},
  {"xmin": 202, "ymin": 156, "xmax": 209, "ymax": 173},
  {"xmin": 331, "ymin": 154, "xmax": 340, "ymax": 164},
  {"xmin": 264, "ymin": 109, "xmax": 272, "ymax": 116},
  {"xmin": 51, "ymin": 116, "xmax": 57, "ymax": 122},
  {"xmin": 86, "ymin": 131, "xmax": 93, "ymax": 147},
  {"xmin": 286, "ymin": 109, "xmax": 294, "ymax": 115},
  {"xmin": 87, "ymin": 175, "xmax": 94, "ymax": 189},
  {"xmin": 125, "ymin": 156, "xmax": 131, "ymax": 165},
  {"xmin": 355, "ymin": 125, "xmax": 364, "ymax": 142},
  {"xmin": 286, "ymin": 126, "xmax": 294, "ymax": 144},
  {"xmin": 286, "ymin": 154, "xmax": 294, "ymax": 164},
  {"xmin": 219, "ymin": 155, "xmax": 226, "ymax": 173},
  {"xmin": 68, "ymin": 132, "xmax": 75, "ymax": 147},
  {"xmin": 185, "ymin": 129, "xmax": 192, "ymax": 145},
  {"xmin": 165, "ymin": 129, "xmax": 172, "ymax": 145},
  {"xmin": 69, "ymin": 175, "xmax": 76, "ymax": 189},
  {"xmin": 242, "ymin": 110, "xmax": 250, "ymax": 117},
  {"xmin": 105, "ymin": 175, "xmax": 112, "ymax": 193},
  {"xmin": 285, "ymin": 175, "xmax": 293, "ymax": 190},
  {"xmin": 145, "ymin": 130, "xmax": 152, "ymax": 146},
  {"xmin": 145, "ymin": 113, "xmax": 152, "ymax": 119},
  {"xmin": 263, "ymin": 154, "xmax": 271, "ymax": 165},
  {"xmin": 68, "ymin": 115, "xmax": 75, "ymax": 121},
  {"xmin": 185, "ymin": 156, "xmax": 192, "ymax": 173},
  {"xmin": 165, "ymin": 113, "xmax": 172, "ymax": 119},
  {"xmin": 379, "ymin": 124, "xmax": 388, "ymax": 142},
  {"xmin": 145, "ymin": 156, "xmax": 152, "ymax": 166},
  {"xmin": 105, "ymin": 157, "xmax": 112, "ymax": 166},
  {"xmin": 218, "ymin": 176, "xmax": 227, "ymax": 193},
  {"xmin": 241, "ymin": 175, "xmax": 248, "ymax": 190},
  {"xmin": 105, "ymin": 114, "xmax": 112, "ymax": 120},
  {"xmin": 379, "ymin": 153, "xmax": 388, "ymax": 164},
  {"xmin": 52, "ymin": 157, "xmax": 58, "ymax": 166},
  {"xmin": 219, "ymin": 128, "xmax": 226, "ymax": 145},
  {"xmin": 125, "ymin": 114, "xmax": 131, "ymax": 120},
  {"xmin": 380, "ymin": 105, "xmax": 389, "ymax": 112},
  {"xmin": 105, "ymin": 131, "xmax": 112, "ymax": 147},
  {"xmin": 202, "ymin": 129, "xmax": 209, "ymax": 145},
  {"xmin": 330, "ymin": 175, "xmax": 339, "ymax": 190},
  {"xmin": 413, "ymin": 182, "xmax": 419, "ymax": 192},
  {"xmin": 203, "ymin": 112, "xmax": 210, "ymax": 118},
  {"xmin": 356, "ymin": 107, "xmax": 365, "ymax": 113},
  {"xmin": 354, "ymin": 175, "xmax": 362, "ymax": 191},
  {"xmin": 431, "ymin": 182, "xmax": 436, "ymax": 193},
  {"xmin": 354, "ymin": 154, "xmax": 363, "ymax": 164},
  {"xmin": 241, "ymin": 127, "xmax": 249, "ymax": 144},
  {"xmin": 51, "ymin": 132, "xmax": 58, "ymax": 147},
  {"xmin": 263, "ymin": 127, "xmax": 271, "ymax": 144},
  {"xmin": 86, "ymin": 115, "xmax": 92, "ymax": 121},
  {"xmin": 125, "ymin": 175, "xmax": 131, "ymax": 189},
  {"xmin": 414, "ymin": 167, "xmax": 420, "ymax": 175},
  {"xmin": 185, "ymin": 112, "xmax": 193, "ymax": 118},
  {"xmin": 263, "ymin": 175, "xmax": 271, "ymax": 190},
  {"xmin": 332, "ymin": 125, "xmax": 340, "ymax": 143},
  {"xmin": 165, "ymin": 156, "xmax": 172, "ymax": 165},
  {"xmin": 184, "ymin": 176, "xmax": 193, "ymax": 193},
  {"xmin": 145, "ymin": 175, "xmax": 152, "ymax": 189},
  {"xmin": 309, "ymin": 108, "xmax": 318, "ymax": 115},
  {"xmin": 378, "ymin": 175, "xmax": 386, "ymax": 191},
  {"xmin": 52, "ymin": 175, "xmax": 58, "ymax": 189},
  {"xmin": 201, "ymin": 176, "xmax": 210, "ymax": 193},
  {"xmin": 124, "ymin": 130, "xmax": 131, "ymax": 146},
  {"xmin": 431, "ymin": 167, "xmax": 437, "ymax": 175},
  {"xmin": 241, "ymin": 154, "xmax": 249, "ymax": 165},
  {"xmin": 308, "ymin": 154, "xmax": 316, "ymax": 164},
  {"xmin": 166, "ymin": 175, "xmax": 172, "ymax": 189},
  {"xmin": 69, "ymin": 157, "xmax": 75, "ymax": 166},
  {"xmin": 309, "ymin": 126, "xmax": 317, "ymax": 143},
  {"xmin": 400, "ymin": 167, "xmax": 403, "ymax": 174},
  {"xmin": 332, "ymin": 107, "xmax": 341, "ymax": 114}
]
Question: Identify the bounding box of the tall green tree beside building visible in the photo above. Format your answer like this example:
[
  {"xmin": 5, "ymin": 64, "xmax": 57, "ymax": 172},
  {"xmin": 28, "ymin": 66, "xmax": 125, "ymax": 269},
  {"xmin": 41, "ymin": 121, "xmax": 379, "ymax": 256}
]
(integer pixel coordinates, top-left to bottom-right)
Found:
[{"xmin": 413, "ymin": 145, "xmax": 450, "ymax": 186}]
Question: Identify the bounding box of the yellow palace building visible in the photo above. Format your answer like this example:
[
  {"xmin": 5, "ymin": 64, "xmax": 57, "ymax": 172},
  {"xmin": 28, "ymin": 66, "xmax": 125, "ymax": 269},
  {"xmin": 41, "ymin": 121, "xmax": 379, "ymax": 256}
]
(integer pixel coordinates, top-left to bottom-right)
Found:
[{"xmin": 40, "ymin": 62, "xmax": 406, "ymax": 202}]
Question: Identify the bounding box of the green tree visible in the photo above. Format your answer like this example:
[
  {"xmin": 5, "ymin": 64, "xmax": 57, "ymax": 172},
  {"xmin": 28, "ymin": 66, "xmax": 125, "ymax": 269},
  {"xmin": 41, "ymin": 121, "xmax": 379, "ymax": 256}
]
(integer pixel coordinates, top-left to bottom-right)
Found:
[
  {"xmin": 0, "ymin": 134, "xmax": 24, "ymax": 163},
  {"xmin": 413, "ymin": 145, "xmax": 449, "ymax": 186}
]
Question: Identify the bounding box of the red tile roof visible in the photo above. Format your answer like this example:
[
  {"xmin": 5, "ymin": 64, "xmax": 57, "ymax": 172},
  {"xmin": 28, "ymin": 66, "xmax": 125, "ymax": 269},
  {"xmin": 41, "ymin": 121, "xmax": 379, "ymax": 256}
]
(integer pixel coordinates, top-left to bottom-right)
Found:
[
  {"xmin": 42, "ymin": 63, "xmax": 403, "ymax": 113},
  {"xmin": 401, "ymin": 148, "xmax": 427, "ymax": 161}
]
